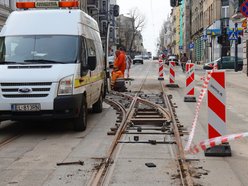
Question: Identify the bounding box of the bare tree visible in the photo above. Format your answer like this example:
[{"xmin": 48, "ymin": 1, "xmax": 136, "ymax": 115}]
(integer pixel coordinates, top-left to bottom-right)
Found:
[{"xmin": 128, "ymin": 8, "xmax": 146, "ymax": 52}]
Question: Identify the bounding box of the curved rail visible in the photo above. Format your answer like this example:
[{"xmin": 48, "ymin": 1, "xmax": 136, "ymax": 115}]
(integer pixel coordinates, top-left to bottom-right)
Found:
[{"xmin": 161, "ymin": 82, "xmax": 194, "ymax": 186}]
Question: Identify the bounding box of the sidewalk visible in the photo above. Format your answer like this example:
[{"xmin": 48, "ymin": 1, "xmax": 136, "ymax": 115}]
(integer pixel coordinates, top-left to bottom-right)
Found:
[{"xmin": 195, "ymin": 64, "xmax": 248, "ymax": 90}]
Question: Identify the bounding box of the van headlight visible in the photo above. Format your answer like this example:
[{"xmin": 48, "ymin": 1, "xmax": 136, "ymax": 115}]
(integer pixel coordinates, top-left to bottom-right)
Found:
[{"xmin": 58, "ymin": 75, "xmax": 74, "ymax": 95}]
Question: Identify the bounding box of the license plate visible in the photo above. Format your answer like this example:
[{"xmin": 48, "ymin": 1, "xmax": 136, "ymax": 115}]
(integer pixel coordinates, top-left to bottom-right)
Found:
[{"xmin": 11, "ymin": 104, "xmax": 41, "ymax": 112}]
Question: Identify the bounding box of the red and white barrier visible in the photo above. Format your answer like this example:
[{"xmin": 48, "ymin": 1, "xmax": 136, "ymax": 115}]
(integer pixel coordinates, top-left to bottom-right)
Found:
[
  {"xmin": 184, "ymin": 63, "xmax": 196, "ymax": 102},
  {"xmin": 169, "ymin": 61, "xmax": 176, "ymax": 84},
  {"xmin": 185, "ymin": 65, "xmax": 217, "ymax": 151},
  {"xmin": 185, "ymin": 132, "xmax": 248, "ymax": 155},
  {"xmin": 208, "ymin": 70, "xmax": 226, "ymax": 138},
  {"xmin": 158, "ymin": 59, "xmax": 164, "ymax": 80}
]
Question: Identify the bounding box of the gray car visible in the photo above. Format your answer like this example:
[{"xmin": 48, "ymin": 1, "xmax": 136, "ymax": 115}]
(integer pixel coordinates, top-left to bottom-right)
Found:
[
  {"xmin": 133, "ymin": 55, "xmax": 144, "ymax": 64},
  {"xmin": 108, "ymin": 56, "xmax": 114, "ymax": 68}
]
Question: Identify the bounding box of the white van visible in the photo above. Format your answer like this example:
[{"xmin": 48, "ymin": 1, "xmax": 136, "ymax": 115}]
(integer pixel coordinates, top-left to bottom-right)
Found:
[{"xmin": 0, "ymin": 2, "xmax": 106, "ymax": 131}]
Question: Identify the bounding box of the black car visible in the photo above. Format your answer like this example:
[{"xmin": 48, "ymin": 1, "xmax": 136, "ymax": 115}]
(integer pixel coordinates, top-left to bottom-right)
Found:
[{"xmin": 203, "ymin": 56, "xmax": 243, "ymax": 71}]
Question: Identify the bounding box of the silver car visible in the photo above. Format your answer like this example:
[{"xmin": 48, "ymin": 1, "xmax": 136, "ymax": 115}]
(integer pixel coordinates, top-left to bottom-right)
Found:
[
  {"xmin": 133, "ymin": 55, "xmax": 144, "ymax": 64},
  {"xmin": 108, "ymin": 56, "xmax": 114, "ymax": 68}
]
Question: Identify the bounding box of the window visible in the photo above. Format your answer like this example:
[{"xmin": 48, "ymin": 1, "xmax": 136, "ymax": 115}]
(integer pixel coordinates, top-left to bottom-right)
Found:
[
  {"xmin": 0, "ymin": 35, "xmax": 79, "ymax": 64},
  {"xmin": 102, "ymin": 0, "xmax": 106, "ymax": 12},
  {"xmin": 81, "ymin": 37, "xmax": 87, "ymax": 65},
  {"xmin": 86, "ymin": 39, "xmax": 96, "ymax": 57}
]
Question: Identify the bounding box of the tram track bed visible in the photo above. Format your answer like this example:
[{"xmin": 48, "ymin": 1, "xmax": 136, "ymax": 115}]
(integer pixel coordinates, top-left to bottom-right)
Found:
[{"xmin": 89, "ymin": 89, "xmax": 194, "ymax": 186}]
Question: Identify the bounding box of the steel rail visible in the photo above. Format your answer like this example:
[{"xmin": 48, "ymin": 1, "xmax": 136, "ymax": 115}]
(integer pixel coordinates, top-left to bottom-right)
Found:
[
  {"xmin": 89, "ymin": 95, "xmax": 138, "ymax": 186},
  {"xmin": 89, "ymin": 64, "xmax": 164, "ymax": 185},
  {"xmin": 89, "ymin": 65, "xmax": 152, "ymax": 186},
  {"xmin": 161, "ymin": 82, "xmax": 194, "ymax": 186},
  {"xmin": 0, "ymin": 134, "xmax": 21, "ymax": 148}
]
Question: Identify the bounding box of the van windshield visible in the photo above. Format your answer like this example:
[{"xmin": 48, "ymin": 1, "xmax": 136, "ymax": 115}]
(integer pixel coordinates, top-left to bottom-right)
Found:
[{"xmin": 0, "ymin": 35, "xmax": 79, "ymax": 64}]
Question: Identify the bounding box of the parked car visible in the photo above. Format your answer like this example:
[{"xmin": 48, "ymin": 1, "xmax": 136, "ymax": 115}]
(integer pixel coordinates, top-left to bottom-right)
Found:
[
  {"xmin": 108, "ymin": 56, "xmax": 114, "ymax": 68},
  {"xmin": 143, "ymin": 54, "xmax": 149, "ymax": 59},
  {"xmin": 203, "ymin": 56, "xmax": 243, "ymax": 71},
  {"xmin": 166, "ymin": 55, "xmax": 179, "ymax": 65},
  {"xmin": 153, "ymin": 56, "xmax": 159, "ymax": 60},
  {"xmin": 133, "ymin": 55, "xmax": 144, "ymax": 64}
]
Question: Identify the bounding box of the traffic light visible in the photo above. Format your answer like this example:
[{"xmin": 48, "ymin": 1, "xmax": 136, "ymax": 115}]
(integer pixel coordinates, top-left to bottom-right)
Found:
[
  {"xmin": 170, "ymin": 0, "xmax": 182, "ymax": 7},
  {"xmin": 217, "ymin": 27, "xmax": 229, "ymax": 45},
  {"xmin": 217, "ymin": 35, "xmax": 222, "ymax": 44},
  {"xmin": 238, "ymin": 36, "xmax": 242, "ymax": 44},
  {"xmin": 113, "ymin": 5, "xmax": 119, "ymax": 17},
  {"xmin": 170, "ymin": 0, "xmax": 176, "ymax": 7}
]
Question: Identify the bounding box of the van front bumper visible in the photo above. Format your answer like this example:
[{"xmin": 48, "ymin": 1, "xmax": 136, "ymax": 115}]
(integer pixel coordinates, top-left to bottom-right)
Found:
[{"xmin": 0, "ymin": 94, "xmax": 83, "ymax": 121}]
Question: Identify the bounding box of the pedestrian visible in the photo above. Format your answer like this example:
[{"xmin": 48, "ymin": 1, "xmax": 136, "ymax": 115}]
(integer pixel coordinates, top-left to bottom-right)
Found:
[
  {"xmin": 125, "ymin": 55, "xmax": 132, "ymax": 78},
  {"xmin": 180, "ymin": 53, "xmax": 188, "ymax": 72},
  {"xmin": 111, "ymin": 66, "xmax": 126, "ymax": 92},
  {"xmin": 114, "ymin": 48, "xmax": 126, "ymax": 75}
]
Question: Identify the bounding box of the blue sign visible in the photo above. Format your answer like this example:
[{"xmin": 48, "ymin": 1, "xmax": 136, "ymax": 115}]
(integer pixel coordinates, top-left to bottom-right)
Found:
[
  {"xmin": 179, "ymin": 46, "xmax": 183, "ymax": 50},
  {"xmin": 201, "ymin": 34, "xmax": 208, "ymax": 41},
  {"xmin": 228, "ymin": 31, "xmax": 238, "ymax": 41},
  {"xmin": 189, "ymin": 43, "xmax": 194, "ymax": 49}
]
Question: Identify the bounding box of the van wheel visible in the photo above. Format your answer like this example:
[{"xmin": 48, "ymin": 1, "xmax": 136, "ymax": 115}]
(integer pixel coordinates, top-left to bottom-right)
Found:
[
  {"xmin": 92, "ymin": 92, "xmax": 103, "ymax": 113},
  {"xmin": 74, "ymin": 95, "xmax": 87, "ymax": 131}
]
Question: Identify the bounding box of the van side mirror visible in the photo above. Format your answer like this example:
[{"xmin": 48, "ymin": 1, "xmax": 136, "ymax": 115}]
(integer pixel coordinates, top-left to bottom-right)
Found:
[{"xmin": 88, "ymin": 56, "xmax": 97, "ymax": 71}]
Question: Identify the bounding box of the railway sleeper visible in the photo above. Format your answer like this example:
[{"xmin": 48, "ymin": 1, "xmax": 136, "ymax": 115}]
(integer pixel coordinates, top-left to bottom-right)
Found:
[
  {"xmin": 107, "ymin": 131, "xmax": 116, "ymax": 135},
  {"xmin": 117, "ymin": 140, "xmax": 176, "ymax": 144}
]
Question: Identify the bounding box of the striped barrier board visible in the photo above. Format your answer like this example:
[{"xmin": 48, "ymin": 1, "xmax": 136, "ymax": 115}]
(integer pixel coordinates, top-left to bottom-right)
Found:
[
  {"xmin": 158, "ymin": 59, "xmax": 164, "ymax": 80},
  {"xmin": 184, "ymin": 63, "xmax": 196, "ymax": 102},
  {"xmin": 205, "ymin": 70, "xmax": 231, "ymax": 156},
  {"xmin": 184, "ymin": 64, "xmax": 218, "ymax": 152},
  {"xmin": 166, "ymin": 61, "xmax": 179, "ymax": 88}
]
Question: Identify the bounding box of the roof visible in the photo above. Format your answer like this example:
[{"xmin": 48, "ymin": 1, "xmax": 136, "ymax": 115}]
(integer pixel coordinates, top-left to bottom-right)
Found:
[{"xmin": 0, "ymin": 9, "xmax": 99, "ymax": 36}]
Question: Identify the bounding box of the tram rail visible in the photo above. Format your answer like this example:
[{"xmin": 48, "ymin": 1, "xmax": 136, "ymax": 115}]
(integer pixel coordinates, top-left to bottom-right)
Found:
[{"xmin": 88, "ymin": 88, "xmax": 194, "ymax": 185}]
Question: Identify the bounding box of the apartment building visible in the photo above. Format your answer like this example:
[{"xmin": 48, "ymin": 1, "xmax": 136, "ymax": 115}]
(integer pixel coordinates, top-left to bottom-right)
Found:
[
  {"xmin": 191, "ymin": 0, "xmax": 204, "ymax": 63},
  {"xmin": 0, "ymin": 0, "xmax": 11, "ymax": 29},
  {"xmin": 171, "ymin": 6, "xmax": 180, "ymax": 55}
]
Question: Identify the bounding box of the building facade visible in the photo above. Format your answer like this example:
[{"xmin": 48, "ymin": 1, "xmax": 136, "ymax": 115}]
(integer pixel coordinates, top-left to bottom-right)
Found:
[
  {"xmin": 191, "ymin": 0, "xmax": 204, "ymax": 63},
  {"xmin": 0, "ymin": 0, "xmax": 11, "ymax": 29}
]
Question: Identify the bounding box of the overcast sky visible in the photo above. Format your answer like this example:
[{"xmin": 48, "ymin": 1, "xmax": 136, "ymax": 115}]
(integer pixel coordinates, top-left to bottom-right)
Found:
[{"xmin": 116, "ymin": 0, "xmax": 171, "ymax": 54}]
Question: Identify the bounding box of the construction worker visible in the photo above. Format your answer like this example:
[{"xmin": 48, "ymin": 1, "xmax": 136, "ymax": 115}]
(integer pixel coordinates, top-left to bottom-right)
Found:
[
  {"xmin": 114, "ymin": 49, "xmax": 126, "ymax": 75},
  {"xmin": 111, "ymin": 66, "xmax": 126, "ymax": 92}
]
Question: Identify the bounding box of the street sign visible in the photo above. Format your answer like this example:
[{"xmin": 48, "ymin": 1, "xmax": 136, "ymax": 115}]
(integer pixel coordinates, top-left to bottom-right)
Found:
[
  {"xmin": 242, "ymin": 18, "xmax": 247, "ymax": 29},
  {"xmin": 189, "ymin": 43, "xmax": 194, "ymax": 49},
  {"xmin": 228, "ymin": 31, "xmax": 238, "ymax": 41},
  {"xmin": 201, "ymin": 34, "xmax": 208, "ymax": 41},
  {"xmin": 240, "ymin": 1, "xmax": 248, "ymax": 18}
]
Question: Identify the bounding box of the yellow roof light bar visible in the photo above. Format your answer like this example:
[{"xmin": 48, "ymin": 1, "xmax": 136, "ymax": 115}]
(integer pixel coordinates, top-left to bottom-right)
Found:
[{"xmin": 16, "ymin": 1, "xmax": 79, "ymax": 9}]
